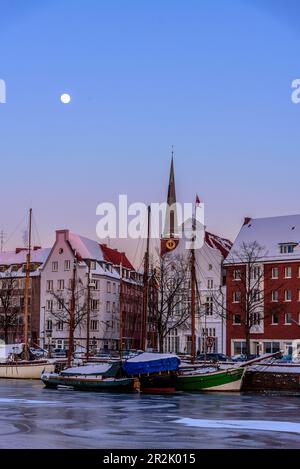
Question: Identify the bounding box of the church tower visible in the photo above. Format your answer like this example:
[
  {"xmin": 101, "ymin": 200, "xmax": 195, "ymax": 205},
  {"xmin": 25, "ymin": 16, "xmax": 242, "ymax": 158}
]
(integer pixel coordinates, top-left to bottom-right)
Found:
[{"xmin": 161, "ymin": 154, "xmax": 180, "ymax": 256}]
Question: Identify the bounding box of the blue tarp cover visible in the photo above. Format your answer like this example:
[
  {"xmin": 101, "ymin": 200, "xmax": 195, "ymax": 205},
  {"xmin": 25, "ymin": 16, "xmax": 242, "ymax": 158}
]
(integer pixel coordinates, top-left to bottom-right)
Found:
[{"xmin": 123, "ymin": 352, "xmax": 180, "ymax": 375}]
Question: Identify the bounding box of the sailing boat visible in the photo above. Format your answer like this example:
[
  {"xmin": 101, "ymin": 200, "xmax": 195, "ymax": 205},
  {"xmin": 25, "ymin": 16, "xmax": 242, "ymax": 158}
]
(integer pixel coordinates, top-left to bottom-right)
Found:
[
  {"xmin": 0, "ymin": 209, "xmax": 55, "ymax": 379},
  {"xmin": 174, "ymin": 201, "xmax": 247, "ymax": 392}
]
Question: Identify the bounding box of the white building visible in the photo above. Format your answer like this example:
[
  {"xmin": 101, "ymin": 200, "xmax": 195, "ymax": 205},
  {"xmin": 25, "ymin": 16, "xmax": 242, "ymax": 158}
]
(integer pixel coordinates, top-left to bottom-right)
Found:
[
  {"xmin": 160, "ymin": 158, "xmax": 231, "ymax": 355},
  {"xmin": 40, "ymin": 229, "xmax": 143, "ymax": 353}
]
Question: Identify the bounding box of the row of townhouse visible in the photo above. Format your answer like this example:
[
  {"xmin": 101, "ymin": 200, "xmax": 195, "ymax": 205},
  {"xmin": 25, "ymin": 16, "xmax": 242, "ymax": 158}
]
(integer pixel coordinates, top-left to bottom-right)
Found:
[{"xmin": 0, "ymin": 229, "xmax": 143, "ymax": 353}]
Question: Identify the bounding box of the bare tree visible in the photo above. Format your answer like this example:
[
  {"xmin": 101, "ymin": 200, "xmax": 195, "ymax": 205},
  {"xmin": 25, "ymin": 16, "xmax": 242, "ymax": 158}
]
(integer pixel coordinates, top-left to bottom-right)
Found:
[
  {"xmin": 149, "ymin": 253, "xmax": 191, "ymax": 353},
  {"xmin": 213, "ymin": 241, "xmax": 285, "ymax": 358},
  {"xmin": 48, "ymin": 277, "xmax": 94, "ymax": 337},
  {"xmin": 0, "ymin": 274, "xmax": 22, "ymax": 343}
]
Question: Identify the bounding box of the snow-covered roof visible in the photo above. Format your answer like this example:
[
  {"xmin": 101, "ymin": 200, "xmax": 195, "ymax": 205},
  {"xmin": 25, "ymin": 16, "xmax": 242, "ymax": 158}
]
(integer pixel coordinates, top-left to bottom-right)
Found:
[
  {"xmin": 0, "ymin": 247, "xmax": 51, "ymax": 265},
  {"xmin": 68, "ymin": 233, "xmax": 104, "ymax": 261},
  {"xmin": 224, "ymin": 215, "xmax": 300, "ymax": 264}
]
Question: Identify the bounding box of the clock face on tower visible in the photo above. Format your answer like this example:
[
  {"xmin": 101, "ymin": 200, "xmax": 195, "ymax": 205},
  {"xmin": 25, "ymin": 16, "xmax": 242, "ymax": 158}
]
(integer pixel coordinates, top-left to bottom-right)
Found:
[{"xmin": 166, "ymin": 239, "xmax": 176, "ymax": 251}]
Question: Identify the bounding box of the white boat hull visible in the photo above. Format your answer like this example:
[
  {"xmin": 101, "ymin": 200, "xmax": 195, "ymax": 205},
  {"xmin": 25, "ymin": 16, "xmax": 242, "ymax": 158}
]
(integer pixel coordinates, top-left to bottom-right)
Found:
[{"xmin": 0, "ymin": 362, "xmax": 55, "ymax": 379}]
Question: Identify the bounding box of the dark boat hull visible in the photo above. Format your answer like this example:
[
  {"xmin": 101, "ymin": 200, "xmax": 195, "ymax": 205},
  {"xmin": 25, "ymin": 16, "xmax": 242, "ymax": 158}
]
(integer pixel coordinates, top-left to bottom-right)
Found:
[{"xmin": 42, "ymin": 373, "xmax": 137, "ymax": 392}]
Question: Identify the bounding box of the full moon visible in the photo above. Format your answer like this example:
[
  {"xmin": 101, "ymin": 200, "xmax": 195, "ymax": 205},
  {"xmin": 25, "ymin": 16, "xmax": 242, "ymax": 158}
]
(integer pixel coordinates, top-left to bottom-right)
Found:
[{"xmin": 60, "ymin": 93, "xmax": 71, "ymax": 104}]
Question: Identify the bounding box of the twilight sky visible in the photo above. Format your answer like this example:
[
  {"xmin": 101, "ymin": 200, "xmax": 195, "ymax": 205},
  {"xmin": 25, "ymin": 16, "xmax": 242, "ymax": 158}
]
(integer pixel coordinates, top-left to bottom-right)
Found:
[{"xmin": 0, "ymin": 0, "xmax": 300, "ymax": 265}]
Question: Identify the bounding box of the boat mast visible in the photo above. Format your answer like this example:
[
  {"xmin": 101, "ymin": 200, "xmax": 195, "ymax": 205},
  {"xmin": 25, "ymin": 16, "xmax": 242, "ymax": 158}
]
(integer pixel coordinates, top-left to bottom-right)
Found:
[
  {"xmin": 23, "ymin": 208, "xmax": 32, "ymax": 361},
  {"xmin": 141, "ymin": 205, "xmax": 151, "ymax": 351},
  {"xmin": 119, "ymin": 256, "xmax": 123, "ymax": 358},
  {"xmin": 190, "ymin": 247, "xmax": 196, "ymax": 365},
  {"xmin": 86, "ymin": 261, "xmax": 91, "ymax": 359},
  {"xmin": 67, "ymin": 256, "xmax": 76, "ymax": 367}
]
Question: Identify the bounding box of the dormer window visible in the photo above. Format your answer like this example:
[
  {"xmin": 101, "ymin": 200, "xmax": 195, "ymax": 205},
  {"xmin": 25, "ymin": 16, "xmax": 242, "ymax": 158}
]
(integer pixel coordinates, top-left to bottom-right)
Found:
[
  {"xmin": 279, "ymin": 243, "xmax": 297, "ymax": 254},
  {"xmin": 90, "ymin": 261, "xmax": 96, "ymax": 270}
]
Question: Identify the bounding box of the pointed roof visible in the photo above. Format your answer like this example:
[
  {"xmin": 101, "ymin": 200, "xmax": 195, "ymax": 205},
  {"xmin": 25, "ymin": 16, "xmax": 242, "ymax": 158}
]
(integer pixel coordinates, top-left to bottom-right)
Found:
[{"xmin": 167, "ymin": 156, "xmax": 176, "ymax": 206}]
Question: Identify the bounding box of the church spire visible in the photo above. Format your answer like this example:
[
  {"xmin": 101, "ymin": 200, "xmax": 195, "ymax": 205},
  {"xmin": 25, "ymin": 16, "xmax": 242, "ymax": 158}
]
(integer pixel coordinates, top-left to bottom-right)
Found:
[
  {"xmin": 167, "ymin": 149, "xmax": 176, "ymax": 206},
  {"xmin": 163, "ymin": 148, "xmax": 178, "ymax": 240}
]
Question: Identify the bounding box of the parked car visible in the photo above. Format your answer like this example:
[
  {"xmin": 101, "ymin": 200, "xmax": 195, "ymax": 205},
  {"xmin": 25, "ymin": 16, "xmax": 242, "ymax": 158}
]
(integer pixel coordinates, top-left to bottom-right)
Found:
[
  {"xmin": 231, "ymin": 354, "xmax": 260, "ymax": 362},
  {"xmin": 52, "ymin": 348, "xmax": 68, "ymax": 358},
  {"xmin": 196, "ymin": 353, "xmax": 231, "ymax": 362}
]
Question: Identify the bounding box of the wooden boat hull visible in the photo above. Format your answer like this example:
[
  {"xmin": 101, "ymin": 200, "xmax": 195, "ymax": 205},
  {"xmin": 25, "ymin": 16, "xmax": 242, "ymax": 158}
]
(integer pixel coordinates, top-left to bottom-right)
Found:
[
  {"xmin": 176, "ymin": 367, "xmax": 245, "ymax": 392},
  {"xmin": 0, "ymin": 362, "xmax": 56, "ymax": 379},
  {"xmin": 139, "ymin": 373, "xmax": 177, "ymax": 394},
  {"xmin": 41, "ymin": 373, "xmax": 137, "ymax": 392}
]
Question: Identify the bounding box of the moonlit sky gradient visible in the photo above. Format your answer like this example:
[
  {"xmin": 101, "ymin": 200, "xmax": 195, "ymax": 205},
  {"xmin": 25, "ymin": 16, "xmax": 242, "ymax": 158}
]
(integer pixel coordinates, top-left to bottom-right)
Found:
[{"xmin": 1, "ymin": 0, "xmax": 300, "ymax": 264}]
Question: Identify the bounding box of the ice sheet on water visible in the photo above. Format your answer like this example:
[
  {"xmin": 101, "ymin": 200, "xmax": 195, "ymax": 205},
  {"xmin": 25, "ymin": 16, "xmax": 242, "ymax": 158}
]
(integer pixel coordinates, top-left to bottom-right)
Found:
[{"xmin": 175, "ymin": 418, "xmax": 300, "ymax": 434}]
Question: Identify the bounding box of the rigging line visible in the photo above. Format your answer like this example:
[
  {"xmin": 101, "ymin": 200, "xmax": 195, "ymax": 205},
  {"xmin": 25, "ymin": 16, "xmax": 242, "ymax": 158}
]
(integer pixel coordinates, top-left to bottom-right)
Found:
[{"xmin": 3, "ymin": 213, "xmax": 27, "ymax": 248}]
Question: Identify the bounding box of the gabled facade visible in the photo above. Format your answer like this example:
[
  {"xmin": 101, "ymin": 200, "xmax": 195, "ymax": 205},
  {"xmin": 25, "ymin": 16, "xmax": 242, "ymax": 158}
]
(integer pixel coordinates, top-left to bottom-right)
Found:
[
  {"xmin": 225, "ymin": 215, "xmax": 300, "ymax": 357},
  {"xmin": 40, "ymin": 230, "xmax": 143, "ymax": 353}
]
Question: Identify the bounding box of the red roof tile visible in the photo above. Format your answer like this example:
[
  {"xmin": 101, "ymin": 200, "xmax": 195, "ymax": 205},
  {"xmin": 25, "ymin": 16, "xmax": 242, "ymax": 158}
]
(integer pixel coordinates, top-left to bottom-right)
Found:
[{"xmin": 100, "ymin": 244, "xmax": 134, "ymax": 270}]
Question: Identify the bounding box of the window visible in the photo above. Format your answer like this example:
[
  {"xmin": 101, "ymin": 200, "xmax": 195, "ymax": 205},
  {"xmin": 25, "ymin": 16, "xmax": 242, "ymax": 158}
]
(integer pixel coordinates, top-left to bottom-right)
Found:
[
  {"xmin": 52, "ymin": 261, "xmax": 58, "ymax": 272},
  {"xmin": 233, "ymin": 314, "xmax": 241, "ymax": 325},
  {"xmin": 233, "ymin": 291, "xmax": 241, "ymax": 303},
  {"xmin": 252, "ymin": 289, "xmax": 260, "ymax": 302},
  {"xmin": 91, "ymin": 320, "xmax": 99, "ymax": 331},
  {"xmin": 64, "ymin": 260, "xmax": 70, "ymax": 271},
  {"xmin": 271, "ymin": 290, "xmax": 279, "ymax": 302},
  {"xmin": 46, "ymin": 300, "xmax": 53, "ymax": 312},
  {"xmin": 233, "ymin": 341, "xmax": 246, "ymax": 355},
  {"xmin": 251, "ymin": 312, "xmax": 261, "ymax": 326},
  {"xmin": 280, "ymin": 244, "xmax": 296, "ymax": 254},
  {"xmin": 90, "ymin": 261, "xmax": 96, "ymax": 270},
  {"xmin": 298, "ymin": 266, "xmax": 300, "ymax": 278},
  {"xmin": 46, "ymin": 280, "xmax": 53, "ymax": 291},
  {"xmin": 57, "ymin": 299, "xmax": 64, "ymax": 310},
  {"xmin": 285, "ymin": 313, "xmax": 292, "ymax": 325},
  {"xmin": 205, "ymin": 296, "xmax": 213, "ymax": 315},
  {"xmin": 271, "ymin": 268, "xmax": 279, "ymax": 279},
  {"xmin": 107, "ymin": 281, "xmax": 111, "ymax": 293},
  {"xmin": 233, "ymin": 270, "xmax": 241, "ymax": 280},
  {"xmin": 264, "ymin": 342, "xmax": 280, "ymax": 353},
  {"xmin": 56, "ymin": 321, "xmax": 64, "ymax": 331},
  {"xmin": 90, "ymin": 279, "xmax": 100, "ymax": 290},
  {"xmin": 285, "ymin": 266, "xmax": 292, "ymax": 278},
  {"xmin": 285, "ymin": 290, "xmax": 292, "ymax": 302},
  {"xmin": 207, "ymin": 279, "xmax": 213, "ymax": 289},
  {"xmin": 271, "ymin": 313, "xmax": 279, "ymax": 325},
  {"xmin": 91, "ymin": 299, "xmax": 99, "ymax": 310},
  {"xmin": 46, "ymin": 319, "xmax": 52, "ymax": 331},
  {"xmin": 208, "ymin": 264, "xmax": 212, "ymax": 271},
  {"xmin": 112, "ymin": 302, "xmax": 116, "ymax": 313},
  {"xmin": 106, "ymin": 301, "xmax": 111, "ymax": 312},
  {"xmin": 57, "ymin": 279, "xmax": 64, "ymax": 290},
  {"xmin": 251, "ymin": 266, "xmax": 261, "ymax": 280},
  {"xmin": 112, "ymin": 283, "xmax": 116, "ymax": 294}
]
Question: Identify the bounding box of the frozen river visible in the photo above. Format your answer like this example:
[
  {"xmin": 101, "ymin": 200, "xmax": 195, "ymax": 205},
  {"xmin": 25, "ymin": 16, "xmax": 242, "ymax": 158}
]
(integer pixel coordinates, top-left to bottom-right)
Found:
[{"xmin": 0, "ymin": 379, "xmax": 299, "ymax": 449}]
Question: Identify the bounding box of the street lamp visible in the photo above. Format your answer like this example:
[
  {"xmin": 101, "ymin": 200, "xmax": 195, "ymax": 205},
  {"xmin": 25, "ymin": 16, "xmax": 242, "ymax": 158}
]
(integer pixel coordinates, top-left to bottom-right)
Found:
[{"xmin": 46, "ymin": 328, "xmax": 52, "ymax": 358}]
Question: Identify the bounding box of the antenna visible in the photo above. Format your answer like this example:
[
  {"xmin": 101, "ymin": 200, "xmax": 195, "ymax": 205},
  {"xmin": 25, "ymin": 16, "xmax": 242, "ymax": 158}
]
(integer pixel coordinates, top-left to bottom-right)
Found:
[{"xmin": 0, "ymin": 230, "xmax": 6, "ymax": 252}]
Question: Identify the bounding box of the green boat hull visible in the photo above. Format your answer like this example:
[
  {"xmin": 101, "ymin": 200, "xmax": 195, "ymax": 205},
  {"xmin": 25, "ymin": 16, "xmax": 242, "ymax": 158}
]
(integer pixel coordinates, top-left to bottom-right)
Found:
[
  {"xmin": 176, "ymin": 367, "xmax": 245, "ymax": 392},
  {"xmin": 42, "ymin": 374, "xmax": 136, "ymax": 393}
]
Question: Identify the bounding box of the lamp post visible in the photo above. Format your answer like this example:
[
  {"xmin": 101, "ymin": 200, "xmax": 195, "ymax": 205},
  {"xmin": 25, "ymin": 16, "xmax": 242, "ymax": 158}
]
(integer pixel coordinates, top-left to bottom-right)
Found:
[{"xmin": 46, "ymin": 328, "xmax": 52, "ymax": 358}]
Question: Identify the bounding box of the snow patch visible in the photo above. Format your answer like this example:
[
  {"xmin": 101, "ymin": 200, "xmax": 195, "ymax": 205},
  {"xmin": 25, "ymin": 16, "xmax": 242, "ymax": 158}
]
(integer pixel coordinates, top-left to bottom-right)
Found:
[{"xmin": 175, "ymin": 418, "xmax": 300, "ymax": 434}]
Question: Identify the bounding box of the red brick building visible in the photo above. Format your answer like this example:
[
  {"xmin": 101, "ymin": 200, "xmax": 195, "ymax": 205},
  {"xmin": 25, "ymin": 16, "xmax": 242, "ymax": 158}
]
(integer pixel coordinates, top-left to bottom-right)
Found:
[
  {"xmin": 100, "ymin": 244, "xmax": 143, "ymax": 350},
  {"xmin": 225, "ymin": 215, "xmax": 300, "ymax": 358}
]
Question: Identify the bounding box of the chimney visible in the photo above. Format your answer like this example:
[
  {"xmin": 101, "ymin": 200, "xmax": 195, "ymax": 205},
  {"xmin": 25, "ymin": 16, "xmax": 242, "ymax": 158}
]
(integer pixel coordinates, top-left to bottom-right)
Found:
[
  {"xmin": 15, "ymin": 248, "xmax": 27, "ymax": 254},
  {"xmin": 243, "ymin": 217, "xmax": 252, "ymax": 226}
]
